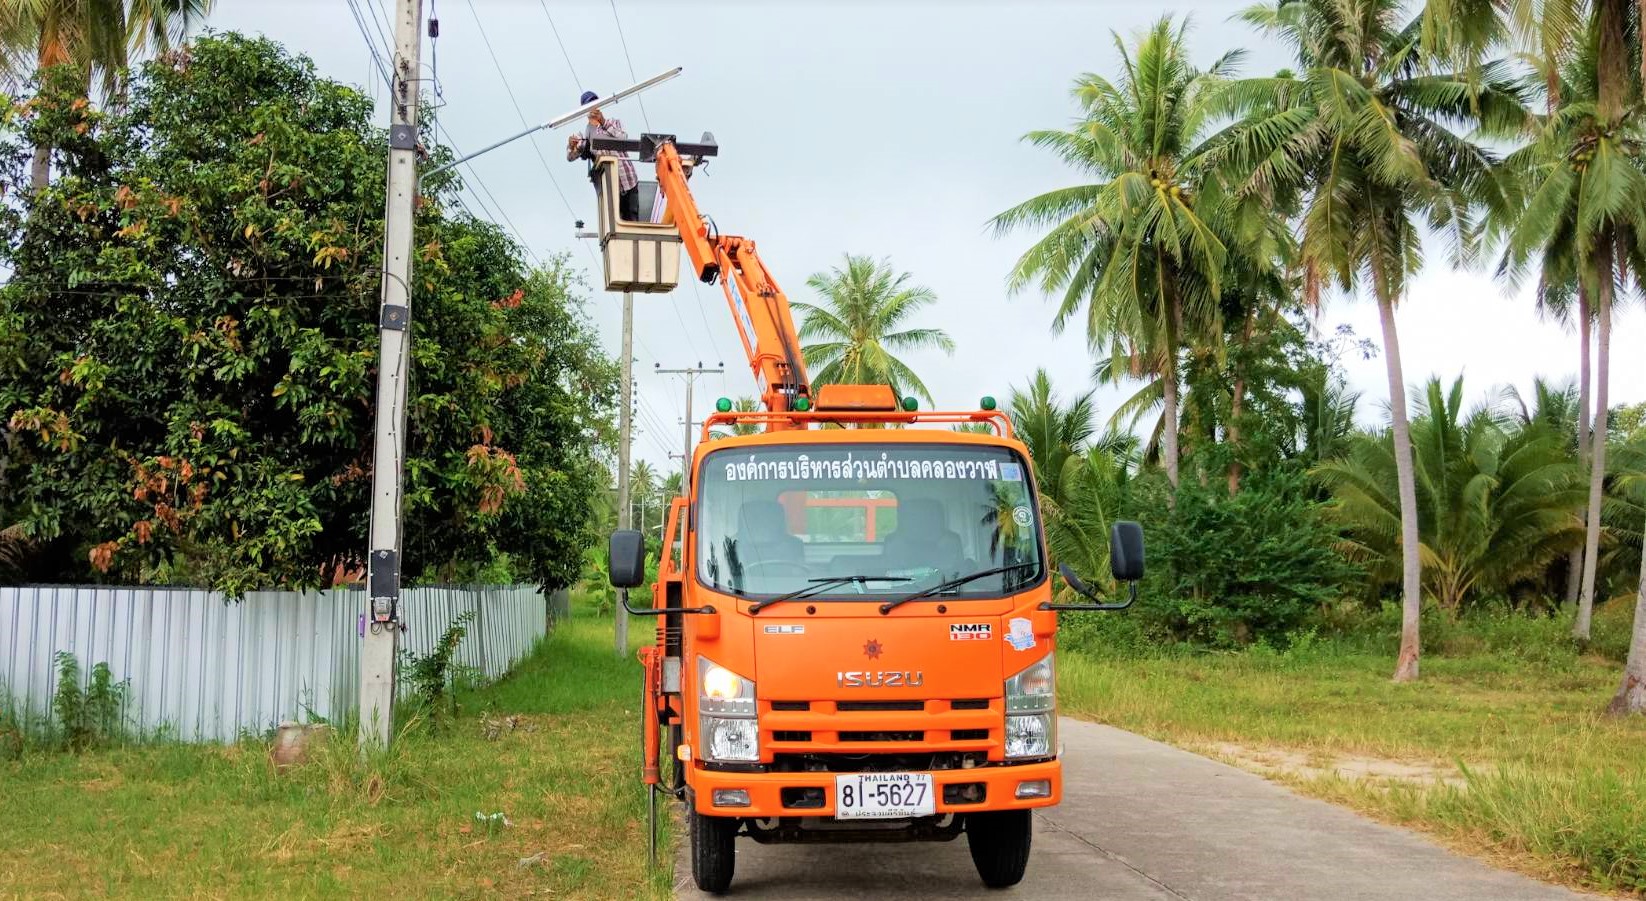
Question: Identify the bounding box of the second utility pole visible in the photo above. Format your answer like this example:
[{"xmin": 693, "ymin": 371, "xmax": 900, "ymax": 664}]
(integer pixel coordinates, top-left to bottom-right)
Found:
[{"xmin": 657, "ymin": 363, "xmax": 724, "ymax": 487}]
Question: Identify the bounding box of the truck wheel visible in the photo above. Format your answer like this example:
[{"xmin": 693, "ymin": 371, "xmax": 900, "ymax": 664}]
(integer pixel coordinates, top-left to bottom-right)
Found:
[
  {"xmin": 690, "ymin": 809, "xmax": 739, "ymax": 893},
  {"xmin": 966, "ymin": 810, "xmax": 1033, "ymax": 889}
]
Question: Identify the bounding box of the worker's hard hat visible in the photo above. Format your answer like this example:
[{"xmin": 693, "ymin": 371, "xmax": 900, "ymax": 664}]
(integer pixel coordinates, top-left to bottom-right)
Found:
[{"xmin": 580, "ymin": 91, "xmax": 599, "ymax": 105}]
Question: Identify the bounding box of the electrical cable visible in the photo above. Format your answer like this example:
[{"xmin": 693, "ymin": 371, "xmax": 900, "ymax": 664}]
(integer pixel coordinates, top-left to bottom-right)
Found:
[
  {"xmin": 536, "ymin": 0, "xmax": 583, "ymax": 87},
  {"xmin": 606, "ymin": 0, "xmax": 651, "ymax": 131},
  {"xmin": 461, "ymin": 0, "xmax": 600, "ymax": 275}
]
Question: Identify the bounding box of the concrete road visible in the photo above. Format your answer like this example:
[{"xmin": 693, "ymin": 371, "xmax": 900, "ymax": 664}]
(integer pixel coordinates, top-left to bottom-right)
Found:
[{"xmin": 675, "ymin": 717, "xmax": 1583, "ymax": 900}]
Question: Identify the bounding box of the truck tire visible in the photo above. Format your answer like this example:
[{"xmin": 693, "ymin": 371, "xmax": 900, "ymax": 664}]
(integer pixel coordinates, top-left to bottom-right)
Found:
[
  {"xmin": 966, "ymin": 810, "xmax": 1033, "ymax": 889},
  {"xmin": 690, "ymin": 809, "xmax": 738, "ymax": 893}
]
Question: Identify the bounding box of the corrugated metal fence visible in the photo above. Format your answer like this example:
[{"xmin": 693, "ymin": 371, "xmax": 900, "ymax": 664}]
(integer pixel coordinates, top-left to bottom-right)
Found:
[{"xmin": 0, "ymin": 584, "xmax": 570, "ymax": 742}]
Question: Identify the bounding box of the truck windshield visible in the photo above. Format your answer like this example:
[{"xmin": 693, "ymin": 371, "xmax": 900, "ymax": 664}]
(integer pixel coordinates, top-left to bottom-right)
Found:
[{"xmin": 696, "ymin": 443, "xmax": 1044, "ymax": 599}]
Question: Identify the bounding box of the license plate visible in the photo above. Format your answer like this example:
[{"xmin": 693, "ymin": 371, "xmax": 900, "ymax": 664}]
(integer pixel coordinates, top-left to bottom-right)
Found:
[{"xmin": 834, "ymin": 772, "xmax": 935, "ymax": 820}]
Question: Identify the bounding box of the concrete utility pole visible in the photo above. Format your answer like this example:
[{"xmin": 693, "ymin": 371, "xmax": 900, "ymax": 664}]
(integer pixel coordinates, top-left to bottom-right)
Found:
[
  {"xmin": 614, "ymin": 292, "xmax": 634, "ymax": 657},
  {"xmin": 360, "ymin": 0, "xmax": 424, "ymax": 751},
  {"xmin": 657, "ymin": 363, "xmax": 724, "ymax": 488}
]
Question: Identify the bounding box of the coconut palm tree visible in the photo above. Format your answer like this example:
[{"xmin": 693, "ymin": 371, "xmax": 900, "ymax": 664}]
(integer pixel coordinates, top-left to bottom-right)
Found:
[
  {"xmin": 1496, "ymin": 28, "xmax": 1646, "ymax": 642},
  {"xmin": 2, "ymin": 0, "xmax": 213, "ymax": 190},
  {"xmin": 1317, "ymin": 377, "xmax": 1586, "ymax": 610},
  {"xmin": 992, "ymin": 17, "xmax": 1247, "ymax": 491},
  {"xmin": 792, "ymin": 255, "xmax": 954, "ymax": 405},
  {"xmin": 1210, "ymin": 0, "xmax": 1529, "ymax": 680},
  {"xmin": 1007, "ymin": 369, "xmax": 1096, "ymax": 506},
  {"xmin": 709, "ymin": 397, "xmax": 760, "ymax": 440}
]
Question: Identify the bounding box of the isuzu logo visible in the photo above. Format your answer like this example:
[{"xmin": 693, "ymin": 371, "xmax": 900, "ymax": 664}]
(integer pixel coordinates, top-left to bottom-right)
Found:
[{"xmin": 837, "ymin": 671, "xmax": 925, "ymax": 688}]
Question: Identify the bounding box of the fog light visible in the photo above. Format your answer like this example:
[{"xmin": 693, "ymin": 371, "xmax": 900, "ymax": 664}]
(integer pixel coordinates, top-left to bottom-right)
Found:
[
  {"xmin": 1015, "ymin": 779, "xmax": 1052, "ymax": 800},
  {"xmin": 712, "ymin": 788, "xmax": 751, "ymax": 808}
]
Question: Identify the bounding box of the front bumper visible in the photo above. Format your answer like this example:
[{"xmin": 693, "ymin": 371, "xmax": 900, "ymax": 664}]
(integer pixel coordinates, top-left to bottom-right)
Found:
[{"xmin": 690, "ymin": 758, "xmax": 1061, "ymax": 817}]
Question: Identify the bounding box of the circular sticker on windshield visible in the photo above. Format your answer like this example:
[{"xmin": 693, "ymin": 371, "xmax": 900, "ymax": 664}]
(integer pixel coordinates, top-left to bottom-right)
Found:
[{"xmin": 1012, "ymin": 506, "xmax": 1032, "ymax": 527}]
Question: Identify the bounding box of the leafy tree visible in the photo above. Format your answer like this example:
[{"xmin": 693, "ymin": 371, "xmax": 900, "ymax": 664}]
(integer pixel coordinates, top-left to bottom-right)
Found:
[
  {"xmin": 1316, "ymin": 377, "xmax": 1585, "ymax": 610},
  {"xmin": 1212, "ymin": 0, "xmax": 1528, "ymax": 680},
  {"xmin": 792, "ymin": 254, "xmax": 953, "ymax": 404},
  {"xmin": 0, "ymin": 34, "xmax": 617, "ymax": 593},
  {"xmin": 993, "ymin": 17, "xmax": 1247, "ymax": 490},
  {"xmin": 1140, "ymin": 465, "xmax": 1357, "ymax": 646}
]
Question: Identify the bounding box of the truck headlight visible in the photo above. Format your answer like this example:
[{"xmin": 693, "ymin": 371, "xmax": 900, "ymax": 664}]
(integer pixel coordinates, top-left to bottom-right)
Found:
[
  {"xmin": 1004, "ymin": 653, "xmax": 1056, "ymax": 759},
  {"xmin": 702, "ymin": 715, "xmax": 760, "ymax": 762},
  {"xmin": 698, "ymin": 657, "xmax": 758, "ymax": 761}
]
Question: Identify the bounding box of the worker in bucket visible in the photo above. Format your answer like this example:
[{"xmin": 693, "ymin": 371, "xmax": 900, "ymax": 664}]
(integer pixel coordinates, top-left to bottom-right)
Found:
[{"xmin": 566, "ymin": 90, "xmax": 640, "ymax": 222}]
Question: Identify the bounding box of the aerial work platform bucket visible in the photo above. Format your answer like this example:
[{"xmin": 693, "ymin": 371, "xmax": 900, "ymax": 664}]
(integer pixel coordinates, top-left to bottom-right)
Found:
[{"xmin": 593, "ymin": 156, "xmax": 682, "ymax": 294}]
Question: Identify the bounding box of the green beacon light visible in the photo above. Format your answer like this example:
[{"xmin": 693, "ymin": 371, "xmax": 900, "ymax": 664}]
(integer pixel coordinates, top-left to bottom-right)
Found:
[
  {"xmin": 901, "ymin": 396, "xmax": 919, "ymax": 412},
  {"xmin": 793, "ymin": 397, "xmax": 812, "ymax": 412},
  {"xmin": 980, "ymin": 395, "xmax": 997, "ymax": 411},
  {"xmin": 715, "ymin": 397, "xmax": 733, "ymax": 413}
]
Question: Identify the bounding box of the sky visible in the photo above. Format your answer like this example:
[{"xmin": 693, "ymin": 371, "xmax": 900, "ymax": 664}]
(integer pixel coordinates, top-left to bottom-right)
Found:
[{"xmin": 214, "ymin": 0, "xmax": 1646, "ymax": 470}]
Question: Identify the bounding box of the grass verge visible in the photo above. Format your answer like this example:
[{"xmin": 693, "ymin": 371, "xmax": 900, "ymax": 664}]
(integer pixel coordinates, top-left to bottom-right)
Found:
[
  {"xmin": 1059, "ymin": 605, "xmax": 1646, "ymax": 896},
  {"xmin": 0, "ymin": 607, "xmax": 667, "ymax": 899}
]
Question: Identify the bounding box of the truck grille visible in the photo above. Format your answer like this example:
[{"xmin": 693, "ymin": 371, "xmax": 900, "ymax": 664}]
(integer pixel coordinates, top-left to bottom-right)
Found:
[
  {"xmin": 837, "ymin": 700, "xmax": 925, "ymax": 712},
  {"xmin": 840, "ymin": 730, "xmax": 924, "ymax": 742}
]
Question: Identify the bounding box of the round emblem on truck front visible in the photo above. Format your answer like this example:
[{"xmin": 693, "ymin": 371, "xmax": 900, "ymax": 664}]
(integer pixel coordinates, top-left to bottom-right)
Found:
[{"xmin": 863, "ymin": 638, "xmax": 883, "ymax": 660}]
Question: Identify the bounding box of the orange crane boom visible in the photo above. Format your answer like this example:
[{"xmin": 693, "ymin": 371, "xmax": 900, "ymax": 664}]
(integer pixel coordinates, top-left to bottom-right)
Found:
[
  {"xmin": 654, "ymin": 141, "xmax": 811, "ymax": 418},
  {"xmin": 592, "ymin": 132, "xmax": 810, "ymax": 418}
]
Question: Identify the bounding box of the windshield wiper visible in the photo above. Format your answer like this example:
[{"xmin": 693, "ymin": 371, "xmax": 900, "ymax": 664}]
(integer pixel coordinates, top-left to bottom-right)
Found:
[
  {"xmin": 877, "ymin": 563, "xmax": 1039, "ymax": 615},
  {"xmin": 749, "ymin": 575, "xmax": 912, "ymax": 614}
]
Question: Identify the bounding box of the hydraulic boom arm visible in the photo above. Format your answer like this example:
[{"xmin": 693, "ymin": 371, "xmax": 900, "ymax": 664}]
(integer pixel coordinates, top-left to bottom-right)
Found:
[
  {"xmin": 586, "ymin": 131, "xmax": 809, "ymax": 417},
  {"xmin": 643, "ymin": 137, "xmax": 812, "ymax": 417}
]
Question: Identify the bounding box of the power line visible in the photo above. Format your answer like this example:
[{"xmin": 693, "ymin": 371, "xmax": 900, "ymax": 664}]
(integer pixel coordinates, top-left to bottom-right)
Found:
[
  {"xmin": 606, "ymin": 0, "xmax": 651, "ymax": 131},
  {"xmin": 461, "ymin": 0, "xmax": 600, "ymax": 275},
  {"xmin": 434, "ymin": 122, "xmax": 545, "ymax": 267},
  {"xmin": 345, "ymin": 0, "xmax": 546, "ymax": 272},
  {"xmin": 536, "ymin": 0, "xmax": 582, "ymax": 87}
]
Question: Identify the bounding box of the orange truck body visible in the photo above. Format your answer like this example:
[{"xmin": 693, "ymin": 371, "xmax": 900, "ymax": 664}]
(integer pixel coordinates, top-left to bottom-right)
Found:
[{"xmin": 587, "ymin": 128, "xmax": 1134, "ymax": 892}]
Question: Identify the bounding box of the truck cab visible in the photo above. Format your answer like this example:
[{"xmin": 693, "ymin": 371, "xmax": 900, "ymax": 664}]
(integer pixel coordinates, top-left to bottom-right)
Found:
[{"xmin": 610, "ymin": 394, "xmax": 1144, "ymax": 893}]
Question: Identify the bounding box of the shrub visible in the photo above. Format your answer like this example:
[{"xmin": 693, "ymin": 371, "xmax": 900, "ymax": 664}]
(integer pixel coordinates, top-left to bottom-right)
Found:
[
  {"xmin": 50, "ymin": 651, "xmax": 126, "ymax": 752},
  {"xmin": 401, "ymin": 611, "xmax": 477, "ymax": 720},
  {"xmin": 1136, "ymin": 466, "xmax": 1360, "ymax": 647}
]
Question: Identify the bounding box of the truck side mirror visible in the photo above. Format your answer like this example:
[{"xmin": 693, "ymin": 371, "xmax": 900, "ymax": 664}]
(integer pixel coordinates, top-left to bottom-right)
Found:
[
  {"xmin": 609, "ymin": 529, "xmax": 647, "ymax": 589},
  {"xmin": 1109, "ymin": 521, "xmax": 1144, "ymax": 582}
]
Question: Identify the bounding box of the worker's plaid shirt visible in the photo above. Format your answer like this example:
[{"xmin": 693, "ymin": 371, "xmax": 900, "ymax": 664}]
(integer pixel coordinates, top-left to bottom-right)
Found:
[{"xmin": 589, "ymin": 118, "xmax": 638, "ymax": 192}]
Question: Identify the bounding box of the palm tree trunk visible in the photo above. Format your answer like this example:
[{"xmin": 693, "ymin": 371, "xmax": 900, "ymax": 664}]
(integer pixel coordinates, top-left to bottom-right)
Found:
[
  {"xmin": 1569, "ymin": 286, "xmax": 1593, "ymax": 606},
  {"xmin": 1576, "ymin": 261, "xmax": 1613, "ymax": 643},
  {"xmin": 1227, "ymin": 310, "xmax": 1254, "ymax": 495},
  {"xmin": 1610, "ymin": 510, "xmax": 1646, "ymax": 714},
  {"xmin": 1378, "ymin": 292, "xmax": 1422, "ymax": 683},
  {"xmin": 1162, "ymin": 298, "xmax": 1181, "ymax": 491},
  {"xmin": 1599, "ymin": 0, "xmax": 1630, "ymax": 122}
]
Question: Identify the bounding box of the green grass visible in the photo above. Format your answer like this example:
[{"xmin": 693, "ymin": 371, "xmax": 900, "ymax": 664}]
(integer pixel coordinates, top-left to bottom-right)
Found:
[
  {"xmin": 0, "ymin": 607, "xmax": 668, "ymax": 899},
  {"xmin": 1059, "ymin": 602, "xmax": 1646, "ymax": 895}
]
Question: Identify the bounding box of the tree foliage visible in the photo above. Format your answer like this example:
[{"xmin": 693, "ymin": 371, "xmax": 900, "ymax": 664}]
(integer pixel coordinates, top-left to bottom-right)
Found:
[
  {"xmin": 1317, "ymin": 377, "xmax": 1586, "ymax": 609},
  {"xmin": 793, "ymin": 254, "xmax": 954, "ymax": 404},
  {"xmin": 0, "ymin": 34, "xmax": 617, "ymax": 593}
]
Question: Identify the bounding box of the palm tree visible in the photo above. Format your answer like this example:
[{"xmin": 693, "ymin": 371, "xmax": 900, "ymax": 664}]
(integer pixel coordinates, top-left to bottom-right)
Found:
[
  {"xmin": 792, "ymin": 255, "xmax": 954, "ymax": 405},
  {"xmin": 2, "ymin": 0, "xmax": 213, "ymax": 190},
  {"xmin": 1007, "ymin": 369, "xmax": 1096, "ymax": 506},
  {"xmin": 629, "ymin": 460, "xmax": 658, "ymax": 533},
  {"xmin": 1496, "ymin": 29, "xmax": 1645, "ymax": 642},
  {"xmin": 993, "ymin": 17, "xmax": 1245, "ymax": 491},
  {"xmin": 709, "ymin": 397, "xmax": 760, "ymax": 440},
  {"xmin": 1211, "ymin": 0, "xmax": 1528, "ymax": 680},
  {"xmin": 1317, "ymin": 377, "xmax": 1586, "ymax": 610}
]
